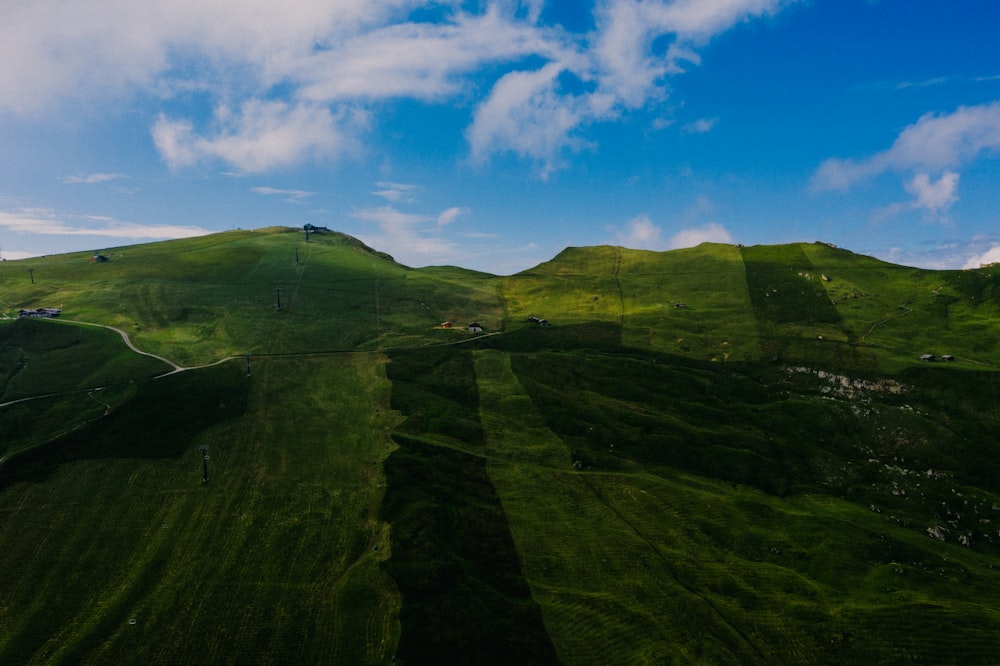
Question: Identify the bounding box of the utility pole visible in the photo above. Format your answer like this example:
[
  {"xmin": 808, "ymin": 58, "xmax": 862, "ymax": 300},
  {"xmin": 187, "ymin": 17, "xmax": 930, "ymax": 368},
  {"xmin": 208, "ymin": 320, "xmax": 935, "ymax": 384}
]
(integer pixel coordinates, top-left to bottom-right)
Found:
[
  {"xmin": 275, "ymin": 287, "xmax": 282, "ymax": 310},
  {"xmin": 295, "ymin": 247, "xmax": 299, "ymax": 264},
  {"xmin": 28, "ymin": 268, "xmax": 34, "ymax": 284},
  {"xmin": 245, "ymin": 353, "xmax": 252, "ymax": 377},
  {"xmin": 199, "ymin": 445, "xmax": 209, "ymax": 482}
]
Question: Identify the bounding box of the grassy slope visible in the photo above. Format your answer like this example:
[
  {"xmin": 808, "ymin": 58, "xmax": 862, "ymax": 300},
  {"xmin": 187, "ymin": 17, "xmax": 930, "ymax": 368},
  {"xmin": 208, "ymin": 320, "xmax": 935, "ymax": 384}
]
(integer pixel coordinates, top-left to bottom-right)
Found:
[
  {"xmin": 3, "ymin": 233, "xmax": 1000, "ymax": 664},
  {"xmin": 0, "ymin": 228, "xmax": 503, "ymax": 365},
  {"xmin": 481, "ymin": 347, "xmax": 1000, "ymax": 664},
  {"xmin": 0, "ymin": 318, "xmax": 170, "ymax": 403},
  {"xmin": 0, "ymin": 354, "xmax": 402, "ymax": 664}
]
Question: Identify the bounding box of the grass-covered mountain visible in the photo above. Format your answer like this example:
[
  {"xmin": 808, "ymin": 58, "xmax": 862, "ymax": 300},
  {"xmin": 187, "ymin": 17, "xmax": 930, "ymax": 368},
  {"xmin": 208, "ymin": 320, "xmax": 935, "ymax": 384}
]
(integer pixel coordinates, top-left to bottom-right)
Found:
[{"xmin": 2, "ymin": 227, "xmax": 1000, "ymax": 664}]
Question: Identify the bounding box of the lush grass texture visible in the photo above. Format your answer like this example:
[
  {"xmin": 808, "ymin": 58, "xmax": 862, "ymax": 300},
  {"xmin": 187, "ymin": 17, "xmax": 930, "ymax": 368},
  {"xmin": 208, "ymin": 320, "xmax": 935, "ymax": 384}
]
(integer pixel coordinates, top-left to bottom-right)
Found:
[
  {"xmin": 0, "ymin": 355, "xmax": 401, "ymax": 664},
  {"xmin": 0, "ymin": 228, "xmax": 503, "ymax": 365},
  {"xmin": 0, "ymin": 318, "xmax": 170, "ymax": 403},
  {"xmin": 381, "ymin": 436, "xmax": 558, "ymax": 665},
  {"xmin": 3, "ymin": 232, "xmax": 1000, "ymax": 664}
]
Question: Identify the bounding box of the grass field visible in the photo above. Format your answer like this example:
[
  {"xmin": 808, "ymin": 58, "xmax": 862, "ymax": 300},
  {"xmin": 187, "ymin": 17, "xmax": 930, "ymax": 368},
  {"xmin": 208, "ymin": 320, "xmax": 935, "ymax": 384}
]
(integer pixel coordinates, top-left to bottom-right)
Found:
[
  {"xmin": 3, "ymin": 230, "xmax": 1000, "ymax": 663},
  {"xmin": 0, "ymin": 354, "xmax": 402, "ymax": 664}
]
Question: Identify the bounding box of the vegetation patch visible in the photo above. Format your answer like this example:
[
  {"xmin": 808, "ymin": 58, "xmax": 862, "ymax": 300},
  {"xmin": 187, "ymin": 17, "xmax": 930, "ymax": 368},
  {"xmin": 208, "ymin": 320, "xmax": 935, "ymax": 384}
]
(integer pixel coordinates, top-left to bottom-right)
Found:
[
  {"xmin": 380, "ymin": 435, "xmax": 558, "ymax": 665},
  {"xmin": 4, "ymin": 232, "xmax": 1000, "ymax": 663},
  {"xmin": 0, "ymin": 363, "xmax": 249, "ymax": 488}
]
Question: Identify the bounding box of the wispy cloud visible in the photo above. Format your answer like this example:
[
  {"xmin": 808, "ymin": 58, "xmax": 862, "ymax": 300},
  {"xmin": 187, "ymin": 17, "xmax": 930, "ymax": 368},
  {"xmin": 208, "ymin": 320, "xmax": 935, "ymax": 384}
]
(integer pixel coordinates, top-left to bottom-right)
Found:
[
  {"xmin": 466, "ymin": 61, "xmax": 592, "ymax": 180},
  {"xmin": 349, "ymin": 183, "xmax": 471, "ymax": 265},
  {"xmin": 437, "ymin": 206, "xmax": 467, "ymax": 226},
  {"xmin": 60, "ymin": 172, "xmax": 125, "ymax": 184},
  {"xmin": 372, "ymin": 182, "xmax": 420, "ymax": 204},
  {"xmin": 965, "ymin": 245, "xmax": 1000, "ymax": 269},
  {"xmin": 153, "ymin": 101, "xmax": 365, "ymax": 173},
  {"xmin": 251, "ymin": 186, "xmax": 316, "ymax": 203},
  {"xmin": 904, "ymin": 171, "xmax": 959, "ymax": 214},
  {"xmin": 0, "ymin": 207, "xmax": 211, "ymax": 240},
  {"xmin": 668, "ymin": 222, "xmax": 733, "ymax": 249},
  {"xmin": 681, "ymin": 117, "xmax": 717, "ymax": 134},
  {"xmin": 813, "ymin": 101, "xmax": 1000, "ymax": 190},
  {"xmin": 813, "ymin": 101, "xmax": 1000, "ymax": 217},
  {"xmin": 614, "ymin": 214, "xmax": 664, "ymax": 250},
  {"xmin": 351, "ymin": 204, "xmax": 454, "ymax": 264},
  {"xmin": 873, "ymin": 235, "xmax": 1000, "ymax": 271},
  {"xmin": 895, "ymin": 76, "xmax": 947, "ymax": 90},
  {"xmin": 613, "ymin": 215, "xmax": 734, "ymax": 252}
]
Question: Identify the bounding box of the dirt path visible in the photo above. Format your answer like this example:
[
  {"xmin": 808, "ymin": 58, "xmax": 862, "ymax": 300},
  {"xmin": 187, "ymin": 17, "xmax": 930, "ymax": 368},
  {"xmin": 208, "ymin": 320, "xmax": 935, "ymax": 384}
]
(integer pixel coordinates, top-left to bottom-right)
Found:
[
  {"xmin": 71, "ymin": 321, "xmax": 185, "ymax": 372},
  {"xmin": 0, "ymin": 319, "xmax": 501, "ymax": 410}
]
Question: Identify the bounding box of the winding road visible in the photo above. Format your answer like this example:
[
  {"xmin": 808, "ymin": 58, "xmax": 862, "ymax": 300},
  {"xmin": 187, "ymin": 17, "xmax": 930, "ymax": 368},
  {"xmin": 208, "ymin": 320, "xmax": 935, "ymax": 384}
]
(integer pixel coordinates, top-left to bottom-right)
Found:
[{"xmin": 0, "ymin": 319, "xmax": 501, "ymax": 409}]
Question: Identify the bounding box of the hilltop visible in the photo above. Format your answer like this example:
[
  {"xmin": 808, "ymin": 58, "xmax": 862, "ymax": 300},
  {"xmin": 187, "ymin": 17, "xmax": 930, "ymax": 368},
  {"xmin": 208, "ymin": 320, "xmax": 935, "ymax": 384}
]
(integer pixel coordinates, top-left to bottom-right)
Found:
[{"xmin": 2, "ymin": 227, "xmax": 1000, "ymax": 664}]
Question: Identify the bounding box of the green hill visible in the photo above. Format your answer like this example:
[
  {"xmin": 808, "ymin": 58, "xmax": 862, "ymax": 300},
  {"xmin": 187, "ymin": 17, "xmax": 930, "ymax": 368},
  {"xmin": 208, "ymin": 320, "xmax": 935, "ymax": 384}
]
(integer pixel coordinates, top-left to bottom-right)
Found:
[{"xmin": 2, "ymin": 228, "xmax": 1000, "ymax": 664}]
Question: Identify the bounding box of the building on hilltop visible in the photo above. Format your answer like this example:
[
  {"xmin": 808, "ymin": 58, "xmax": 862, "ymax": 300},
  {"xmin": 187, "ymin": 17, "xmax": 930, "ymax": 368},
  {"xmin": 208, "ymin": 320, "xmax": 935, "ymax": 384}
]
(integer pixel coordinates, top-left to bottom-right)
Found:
[{"xmin": 18, "ymin": 308, "xmax": 61, "ymax": 319}]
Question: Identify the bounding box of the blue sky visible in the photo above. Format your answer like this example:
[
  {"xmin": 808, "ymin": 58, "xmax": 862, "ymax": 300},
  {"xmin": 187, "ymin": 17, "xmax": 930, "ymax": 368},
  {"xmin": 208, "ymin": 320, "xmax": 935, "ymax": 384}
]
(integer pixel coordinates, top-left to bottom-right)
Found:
[{"xmin": 1, "ymin": 0, "xmax": 999, "ymax": 275}]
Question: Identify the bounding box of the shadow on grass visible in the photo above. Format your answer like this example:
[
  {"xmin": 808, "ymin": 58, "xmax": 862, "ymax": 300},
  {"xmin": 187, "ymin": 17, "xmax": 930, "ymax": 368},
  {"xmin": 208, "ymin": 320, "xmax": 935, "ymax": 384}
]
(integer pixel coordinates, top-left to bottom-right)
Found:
[
  {"xmin": 0, "ymin": 363, "xmax": 249, "ymax": 489},
  {"xmin": 380, "ymin": 435, "xmax": 559, "ymax": 665}
]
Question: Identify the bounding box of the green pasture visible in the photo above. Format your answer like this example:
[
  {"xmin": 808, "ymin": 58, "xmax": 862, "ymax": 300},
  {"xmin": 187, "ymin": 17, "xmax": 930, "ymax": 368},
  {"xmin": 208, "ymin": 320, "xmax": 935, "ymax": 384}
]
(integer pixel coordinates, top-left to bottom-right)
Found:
[
  {"xmin": 0, "ymin": 228, "xmax": 503, "ymax": 365},
  {"xmin": 0, "ymin": 354, "xmax": 401, "ymax": 664},
  {"xmin": 469, "ymin": 347, "xmax": 1000, "ymax": 664},
  {"xmin": 3, "ymin": 231, "xmax": 1000, "ymax": 663},
  {"xmin": 0, "ymin": 318, "xmax": 170, "ymax": 404},
  {"xmin": 4, "ymin": 231, "xmax": 998, "ymax": 371}
]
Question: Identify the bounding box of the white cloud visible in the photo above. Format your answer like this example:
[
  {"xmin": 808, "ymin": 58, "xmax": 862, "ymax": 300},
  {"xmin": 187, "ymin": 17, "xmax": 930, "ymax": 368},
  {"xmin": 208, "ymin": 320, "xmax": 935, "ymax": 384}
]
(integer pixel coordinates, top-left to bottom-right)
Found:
[
  {"xmin": 437, "ymin": 206, "xmax": 467, "ymax": 226},
  {"xmin": 965, "ymin": 245, "xmax": 1000, "ymax": 269},
  {"xmin": 867, "ymin": 235, "xmax": 1000, "ymax": 271},
  {"xmin": 372, "ymin": 182, "xmax": 420, "ymax": 203},
  {"xmin": 646, "ymin": 0, "xmax": 794, "ymax": 41},
  {"xmin": 348, "ymin": 186, "xmax": 471, "ymax": 265},
  {"xmin": 350, "ymin": 202, "xmax": 455, "ymax": 265},
  {"xmin": 251, "ymin": 186, "xmax": 316, "ymax": 203},
  {"xmin": 668, "ymin": 222, "xmax": 733, "ymax": 249},
  {"xmin": 614, "ymin": 213, "xmax": 735, "ymax": 252},
  {"xmin": 0, "ymin": 249, "xmax": 34, "ymax": 261},
  {"xmin": 466, "ymin": 62, "xmax": 591, "ymax": 179},
  {"xmin": 896, "ymin": 76, "xmax": 947, "ymax": 90},
  {"xmin": 292, "ymin": 9, "xmax": 565, "ymax": 103},
  {"xmin": 61, "ymin": 173, "xmax": 125, "ymax": 184},
  {"xmin": 351, "ymin": 204, "xmax": 433, "ymax": 228},
  {"xmin": 153, "ymin": 101, "xmax": 362, "ymax": 173},
  {"xmin": 0, "ymin": 207, "xmax": 210, "ymax": 240},
  {"xmin": 0, "ymin": 1, "xmax": 418, "ymax": 113},
  {"xmin": 813, "ymin": 101, "xmax": 1000, "ymax": 191},
  {"xmin": 615, "ymin": 214, "xmax": 664, "ymax": 250},
  {"xmin": 467, "ymin": 0, "xmax": 789, "ymax": 173},
  {"xmin": 4, "ymin": 0, "xmax": 797, "ymax": 175},
  {"xmin": 904, "ymin": 171, "xmax": 959, "ymax": 214},
  {"xmin": 682, "ymin": 117, "xmax": 718, "ymax": 134}
]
